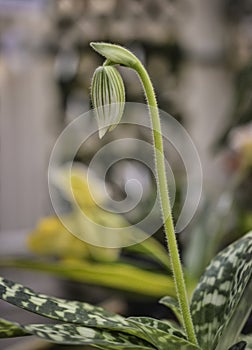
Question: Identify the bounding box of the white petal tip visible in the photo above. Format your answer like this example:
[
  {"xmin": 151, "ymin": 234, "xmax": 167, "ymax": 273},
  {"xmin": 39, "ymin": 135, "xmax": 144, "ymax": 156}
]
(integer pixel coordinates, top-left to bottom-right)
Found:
[{"xmin": 98, "ymin": 127, "xmax": 108, "ymax": 139}]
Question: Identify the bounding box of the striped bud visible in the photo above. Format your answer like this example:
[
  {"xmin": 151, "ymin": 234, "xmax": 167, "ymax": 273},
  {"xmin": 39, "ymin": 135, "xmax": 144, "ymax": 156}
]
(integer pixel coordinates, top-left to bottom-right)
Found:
[{"xmin": 91, "ymin": 65, "xmax": 125, "ymax": 139}]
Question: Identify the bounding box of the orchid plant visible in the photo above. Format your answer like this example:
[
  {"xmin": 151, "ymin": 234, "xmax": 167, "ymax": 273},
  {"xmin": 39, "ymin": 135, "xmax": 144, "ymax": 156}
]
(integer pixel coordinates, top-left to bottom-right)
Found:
[{"xmin": 0, "ymin": 43, "xmax": 251, "ymax": 350}]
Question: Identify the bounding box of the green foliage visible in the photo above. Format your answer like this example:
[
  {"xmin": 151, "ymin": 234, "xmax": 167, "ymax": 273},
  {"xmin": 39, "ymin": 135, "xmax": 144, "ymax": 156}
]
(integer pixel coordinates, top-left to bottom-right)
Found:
[
  {"xmin": 0, "ymin": 276, "xmax": 138, "ymax": 331},
  {"xmin": 0, "ymin": 277, "xmax": 199, "ymax": 349},
  {"xmin": 0, "ymin": 320, "xmax": 154, "ymax": 349},
  {"xmin": 127, "ymin": 317, "xmax": 198, "ymax": 350},
  {"xmin": 191, "ymin": 231, "xmax": 252, "ymax": 350},
  {"xmin": 0, "ymin": 232, "xmax": 251, "ymax": 348},
  {"xmin": 0, "ymin": 258, "xmax": 175, "ymax": 297},
  {"xmin": 0, "ymin": 42, "xmax": 251, "ymax": 349},
  {"xmin": 0, "ymin": 319, "xmax": 28, "ymax": 338},
  {"xmin": 159, "ymin": 295, "xmax": 183, "ymax": 325},
  {"xmin": 24, "ymin": 323, "xmax": 154, "ymax": 349}
]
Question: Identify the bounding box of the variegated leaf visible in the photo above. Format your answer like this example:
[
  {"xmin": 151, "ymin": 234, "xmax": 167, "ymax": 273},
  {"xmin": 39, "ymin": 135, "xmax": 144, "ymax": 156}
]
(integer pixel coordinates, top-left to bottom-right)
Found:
[
  {"xmin": 128, "ymin": 317, "xmax": 200, "ymax": 350},
  {"xmin": 191, "ymin": 231, "xmax": 252, "ymax": 350},
  {"xmin": 215, "ymin": 278, "xmax": 252, "ymax": 350},
  {"xmin": 23, "ymin": 323, "xmax": 155, "ymax": 349},
  {"xmin": 0, "ymin": 318, "xmax": 28, "ymax": 338},
  {"xmin": 0, "ymin": 318, "xmax": 155, "ymax": 349},
  {"xmin": 159, "ymin": 296, "xmax": 183, "ymax": 325},
  {"xmin": 0, "ymin": 277, "xmax": 182, "ymax": 347},
  {"xmin": 0, "ymin": 276, "xmax": 136, "ymax": 332}
]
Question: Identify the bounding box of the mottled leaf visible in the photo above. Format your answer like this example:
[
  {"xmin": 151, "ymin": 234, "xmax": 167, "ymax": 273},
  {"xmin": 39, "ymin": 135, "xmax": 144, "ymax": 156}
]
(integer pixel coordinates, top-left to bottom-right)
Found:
[
  {"xmin": 159, "ymin": 296, "xmax": 183, "ymax": 325},
  {"xmin": 0, "ymin": 277, "xmax": 173, "ymax": 346},
  {"xmin": 191, "ymin": 231, "xmax": 252, "ymax": 350},
  {"xmin": 0, "ymin": 318, "xmax": 155, "ymax": 349},
  {"xmin": 0, "ymin": 275, "xmax": 157, "ymax": 343},
  {"xmin": 0, "ymin": 318, "xmax": 29, "ymax": 338},
  {"xmin": 0, "ymin": 277, "xmax": 130, "ymax": 329},
  {"xmin": 128, "ymin": 317, "xmax": 200, "ymax": 350},
  {"xmin": 23, "ymin": 323, "xmax": 155, "ymax": 349},
  {"xmin": 215, "ymin": 278, "xmax": 252, "ymax": 350}
]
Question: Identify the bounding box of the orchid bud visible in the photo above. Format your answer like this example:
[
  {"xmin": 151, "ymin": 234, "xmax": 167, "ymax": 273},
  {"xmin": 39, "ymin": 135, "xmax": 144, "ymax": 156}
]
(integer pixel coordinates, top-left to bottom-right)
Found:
[
  {"xmin": 90, "ymin": 42, "xmax": 138, "ymax": 68},
  {"xmin": 91, "ymin": 65, "xmax": 125, "ymax": 138}
]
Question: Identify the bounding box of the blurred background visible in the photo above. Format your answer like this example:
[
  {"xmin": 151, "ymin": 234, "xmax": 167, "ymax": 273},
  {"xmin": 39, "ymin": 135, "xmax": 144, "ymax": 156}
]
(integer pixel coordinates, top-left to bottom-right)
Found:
[
  {"xmin": 0, "ymin": 0, "xmax": 252, "ymax": 348},
  {"xmin": 0, "ymin": 0, "xmax": 251, "ymax": 232}
]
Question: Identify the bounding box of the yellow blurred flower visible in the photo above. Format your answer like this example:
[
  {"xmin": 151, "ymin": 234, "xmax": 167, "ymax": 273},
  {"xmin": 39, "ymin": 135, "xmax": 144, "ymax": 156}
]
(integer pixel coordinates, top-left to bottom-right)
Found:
[
  {"xmin": 28, "ymin": 216, "xmax": 89, "ymax": 259},
  {"xmin": 51, "ymin": 162, "xmax": 106, "ymax": 208},
  {"xmin": 29, "ymin": 163, "xmax": 122, "ymax": 262}
]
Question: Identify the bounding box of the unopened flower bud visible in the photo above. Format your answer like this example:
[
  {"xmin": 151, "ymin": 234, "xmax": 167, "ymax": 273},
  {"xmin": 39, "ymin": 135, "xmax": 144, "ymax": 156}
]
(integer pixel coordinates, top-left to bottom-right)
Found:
[
  {"xmin": 91, "ymin": 65, "xmax": 125, "ymax": 138},
  {"xmin": 90, "ymin": 42, "xmax": 138, "ymax": 68}
]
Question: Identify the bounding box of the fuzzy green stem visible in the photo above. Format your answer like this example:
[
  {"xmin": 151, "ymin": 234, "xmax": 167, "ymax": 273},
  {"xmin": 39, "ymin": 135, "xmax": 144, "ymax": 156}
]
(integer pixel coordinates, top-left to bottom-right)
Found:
[
  {"xmin": 90, "ymin": 42, "xmax": 197, "ymax": 345},
  {"xmin": 134, "ymin": 62, "xmax": 198, "ymax": 346}
]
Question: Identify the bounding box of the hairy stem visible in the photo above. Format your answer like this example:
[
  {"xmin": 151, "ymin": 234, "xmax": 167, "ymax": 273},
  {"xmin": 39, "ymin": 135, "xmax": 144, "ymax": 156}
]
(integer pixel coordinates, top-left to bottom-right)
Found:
[
  {"xmin": 90, "ymin": 42, "xmax": 197, "ymax": 345},
  {"xmin": 134, "ymin": 62, "xmax": 198, "ymax": 346}
]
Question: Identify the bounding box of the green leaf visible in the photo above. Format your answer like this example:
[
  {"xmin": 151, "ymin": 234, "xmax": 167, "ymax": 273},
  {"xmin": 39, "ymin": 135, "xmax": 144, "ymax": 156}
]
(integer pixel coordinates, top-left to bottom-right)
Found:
[
  {"xmin": 126, "ymin": 236, "xmax": 171, "ymax": 270},
  {"xmin": 215, "ymin": 278, "xmax": 252, "ymax": 350},
  {"xmin": 0, "ymin": 259, "xmax": 175, "ymax": 298},
  {"xmin": 0, "ymin": 276, "xmax": 141, "ymax": 334},
  {"xmin": 191, "ymin": 231, "xmax": 252, "ymax": 350},
  {"xmin": 0, "ymin": 318, "xmax": 155, "ymax": 349},
  {"xmin": 0, "ymin": 277, "xmax": 201, "ymax": 349},
  {"xmin": 0, "ymin": 277, "xmax": 175, "ymax": 346},
  {"xmin": 159, "ymin": 296, "xmax": 183, "ymax": 325},
  {"xmin": 128, "ymin": 317, "xmax": 200, "ymax": 350},
  {"xmin": 23, "ymin": 323, "xmax": 155, "ymax": 349},
  {"xmin": 0, "ymin": 318, "xmax": 29, "ymax": 338}
]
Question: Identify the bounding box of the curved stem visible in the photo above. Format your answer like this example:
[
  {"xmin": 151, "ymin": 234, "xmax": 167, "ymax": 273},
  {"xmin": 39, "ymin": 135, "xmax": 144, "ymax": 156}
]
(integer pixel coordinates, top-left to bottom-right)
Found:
[
  {"xmin": 90, "ymin": 42, "xmax": 197, "ymax": 345},
  {"xmin": 134, "ymin": 62, "xmax": 198, "ymax": 346}
]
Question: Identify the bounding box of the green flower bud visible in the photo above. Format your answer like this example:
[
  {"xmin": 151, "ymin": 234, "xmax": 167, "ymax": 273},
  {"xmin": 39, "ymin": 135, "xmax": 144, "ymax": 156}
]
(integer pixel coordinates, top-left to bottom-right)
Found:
[
  {"xmin": 91, "ymin": 65, "xmax": 125, "ymax": 139},
  {"xmin": 90, "ymin": 42, "xmax": 138, "ymax": 68}
]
